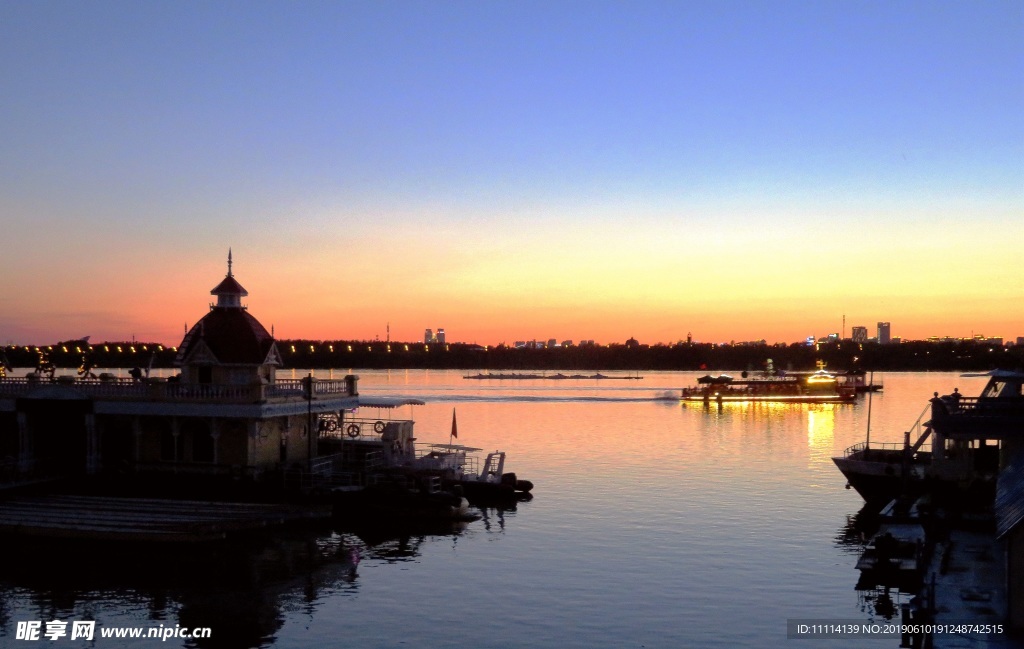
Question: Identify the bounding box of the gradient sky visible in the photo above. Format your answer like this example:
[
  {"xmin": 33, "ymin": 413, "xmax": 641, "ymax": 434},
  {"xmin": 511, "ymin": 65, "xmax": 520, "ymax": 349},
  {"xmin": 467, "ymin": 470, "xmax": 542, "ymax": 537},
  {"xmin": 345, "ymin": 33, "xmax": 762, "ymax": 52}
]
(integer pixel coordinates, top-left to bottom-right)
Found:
[{"xmin": 2, "ymin": 1, "xmax": 1022, "ymax": 346}]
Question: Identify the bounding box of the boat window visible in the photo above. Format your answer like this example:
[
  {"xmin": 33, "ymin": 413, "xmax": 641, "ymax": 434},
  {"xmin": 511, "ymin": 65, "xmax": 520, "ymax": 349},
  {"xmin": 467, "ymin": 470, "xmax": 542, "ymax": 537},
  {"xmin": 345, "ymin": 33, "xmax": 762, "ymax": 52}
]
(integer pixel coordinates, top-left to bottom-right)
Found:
[{"xmin": 997, "ymin": 381, "xmax": 1022, "ymax": 397}]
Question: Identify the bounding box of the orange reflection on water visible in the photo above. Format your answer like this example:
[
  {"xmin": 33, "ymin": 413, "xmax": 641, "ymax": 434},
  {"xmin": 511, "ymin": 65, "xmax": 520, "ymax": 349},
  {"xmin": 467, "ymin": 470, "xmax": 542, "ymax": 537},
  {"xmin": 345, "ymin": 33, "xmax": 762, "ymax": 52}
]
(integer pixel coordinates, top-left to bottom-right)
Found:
[{"xmin": 806, "ymin": 406, "xmax": 836, "ymax": 465}]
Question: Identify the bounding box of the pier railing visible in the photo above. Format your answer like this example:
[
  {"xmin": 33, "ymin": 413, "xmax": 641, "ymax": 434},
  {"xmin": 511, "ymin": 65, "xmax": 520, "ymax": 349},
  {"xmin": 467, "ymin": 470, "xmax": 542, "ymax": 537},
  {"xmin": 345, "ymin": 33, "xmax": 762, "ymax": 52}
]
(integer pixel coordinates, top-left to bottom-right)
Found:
[{"xmin": 0, "ymin": 375, "xmax": 357, "ymax": 404}]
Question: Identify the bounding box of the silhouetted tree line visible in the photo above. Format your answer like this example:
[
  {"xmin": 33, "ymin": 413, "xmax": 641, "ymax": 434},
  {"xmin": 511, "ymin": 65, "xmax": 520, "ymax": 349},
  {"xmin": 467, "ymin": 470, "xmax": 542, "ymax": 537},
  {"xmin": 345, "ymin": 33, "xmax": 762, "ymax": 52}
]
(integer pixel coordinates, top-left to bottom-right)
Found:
[{"xmin": 4, "ymin": 338, "xmax": 1022, "ymax": 373}]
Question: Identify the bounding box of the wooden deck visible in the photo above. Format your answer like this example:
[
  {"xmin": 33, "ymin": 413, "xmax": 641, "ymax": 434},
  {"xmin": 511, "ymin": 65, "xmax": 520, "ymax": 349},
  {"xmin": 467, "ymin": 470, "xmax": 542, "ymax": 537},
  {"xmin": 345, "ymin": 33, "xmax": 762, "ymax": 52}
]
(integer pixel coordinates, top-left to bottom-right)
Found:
[{"xmin": 0, "ymin": 495, "xmax": 331, "ymax": 543}]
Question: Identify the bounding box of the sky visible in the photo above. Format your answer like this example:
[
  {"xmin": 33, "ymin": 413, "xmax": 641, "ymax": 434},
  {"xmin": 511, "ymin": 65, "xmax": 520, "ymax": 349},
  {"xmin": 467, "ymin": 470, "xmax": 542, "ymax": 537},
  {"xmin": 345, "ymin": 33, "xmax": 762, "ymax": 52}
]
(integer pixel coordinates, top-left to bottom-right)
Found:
[{"xmin": 1, "ymin": 0, "xmax": 1022, "ymax": 347}]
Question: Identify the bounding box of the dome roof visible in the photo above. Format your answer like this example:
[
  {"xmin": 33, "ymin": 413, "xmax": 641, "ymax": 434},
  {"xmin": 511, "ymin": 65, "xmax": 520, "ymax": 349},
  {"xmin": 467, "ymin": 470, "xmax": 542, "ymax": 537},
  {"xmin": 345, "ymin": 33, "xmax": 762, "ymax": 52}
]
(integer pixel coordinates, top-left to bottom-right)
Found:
[{"xmin": 175, "ymin": 307, "xmax": 279, "ymax": 366}]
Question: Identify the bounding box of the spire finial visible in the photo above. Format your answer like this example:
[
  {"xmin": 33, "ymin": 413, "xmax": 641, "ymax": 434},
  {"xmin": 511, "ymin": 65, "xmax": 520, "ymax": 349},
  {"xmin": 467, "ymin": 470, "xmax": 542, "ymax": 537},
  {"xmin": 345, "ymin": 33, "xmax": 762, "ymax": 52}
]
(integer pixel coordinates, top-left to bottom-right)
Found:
[{"xmin": 227, "ymin": 248, "xmax": 233, "ymax": 277}]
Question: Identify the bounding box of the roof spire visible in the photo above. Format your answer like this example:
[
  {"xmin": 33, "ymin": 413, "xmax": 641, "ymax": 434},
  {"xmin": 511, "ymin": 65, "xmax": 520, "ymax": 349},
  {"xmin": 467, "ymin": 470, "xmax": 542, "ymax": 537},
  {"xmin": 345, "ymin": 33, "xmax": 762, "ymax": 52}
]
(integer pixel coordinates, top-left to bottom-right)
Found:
[{"xmin": 211, "ymin": 250, "xmax": 248, "ymax": 308}]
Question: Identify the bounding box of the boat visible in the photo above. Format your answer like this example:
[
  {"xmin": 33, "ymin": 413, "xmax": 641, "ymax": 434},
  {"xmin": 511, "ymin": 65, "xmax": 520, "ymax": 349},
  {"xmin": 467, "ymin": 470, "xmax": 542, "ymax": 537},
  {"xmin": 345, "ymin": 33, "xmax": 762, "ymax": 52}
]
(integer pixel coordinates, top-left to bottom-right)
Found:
[
  {"xmin": 412, "ymin": 407, "xmax": 533, "ymax": 503},
  {"xmin": 680, "ymin": 369, "xmax": 856, "ymax": 404},
  {"xmin": 416, "ymin": 444, "xmax": 534, "ymax": 504},
  {"xmin": 835, "ymin": 369, "xmax": 884, "ymax": 393},
  {"xmin": 833, "ymin": 370, "xmax": 1024, "ymax": 508},
  {"xmin": 317, "ymin": 402, "xmax": 534, "ymax": 507}
]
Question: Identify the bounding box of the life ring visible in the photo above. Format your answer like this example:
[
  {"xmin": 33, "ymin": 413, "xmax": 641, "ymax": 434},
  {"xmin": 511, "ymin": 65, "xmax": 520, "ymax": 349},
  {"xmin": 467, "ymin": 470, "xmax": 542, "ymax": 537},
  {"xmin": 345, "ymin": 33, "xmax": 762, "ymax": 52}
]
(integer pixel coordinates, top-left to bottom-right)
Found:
[
  {"xmin": 346, "ymin": 423, "xmax": 360, "ymax": 438},
  {"xmin": 374, "ymin": 420, "xmax": 386, "ymax": 433},
  {"xmin": 326, "ymin": 420, "xmax": 338, "ymax": 432}
]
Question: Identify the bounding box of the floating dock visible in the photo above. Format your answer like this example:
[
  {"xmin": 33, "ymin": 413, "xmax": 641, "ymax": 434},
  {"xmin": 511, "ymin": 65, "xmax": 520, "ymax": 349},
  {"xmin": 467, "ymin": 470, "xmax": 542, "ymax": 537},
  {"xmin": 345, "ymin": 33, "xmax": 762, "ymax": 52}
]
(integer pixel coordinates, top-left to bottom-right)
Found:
[
  {"xmin": 925, "ymin": 530, "xmax": 1017, "ymax": 649},
  {"xmin": 0, "ymin": 495, "xmax": 330, "ymax": 543}
]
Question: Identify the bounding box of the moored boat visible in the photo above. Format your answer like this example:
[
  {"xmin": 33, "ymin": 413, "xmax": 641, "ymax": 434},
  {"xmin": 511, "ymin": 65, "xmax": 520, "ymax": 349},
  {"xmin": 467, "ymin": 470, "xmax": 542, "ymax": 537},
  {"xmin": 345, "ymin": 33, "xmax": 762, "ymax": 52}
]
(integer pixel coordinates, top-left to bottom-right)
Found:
[
  {"xmin": 416, "ymin": 444, "xmax": 534, "ymax": 504},
  {"xmin": 833, "ymin": 370, "xmax": 1023, "ymax": 508},
  {"xmin": 317, "ymin": 402, "xmax": 534, "ymax": 507}
]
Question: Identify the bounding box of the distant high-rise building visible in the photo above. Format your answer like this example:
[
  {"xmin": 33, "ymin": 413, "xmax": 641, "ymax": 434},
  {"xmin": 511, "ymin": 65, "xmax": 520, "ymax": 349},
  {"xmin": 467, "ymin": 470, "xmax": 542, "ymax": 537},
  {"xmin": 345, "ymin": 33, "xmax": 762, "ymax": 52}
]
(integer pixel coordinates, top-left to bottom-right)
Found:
[
  {"xmin": 851, "ymin": 326, "xmax": 868, "ymax": 343},
  {"xmin": 424, "ymin": 329, "xmax": 434, "ymax": 344},
  {"xmin": 436, "ymin": 328, "xmax": 445, "ymax": 344},
  {"xmin": 877, "ymin": 322, "xmax": 891, "ymax": 345}
]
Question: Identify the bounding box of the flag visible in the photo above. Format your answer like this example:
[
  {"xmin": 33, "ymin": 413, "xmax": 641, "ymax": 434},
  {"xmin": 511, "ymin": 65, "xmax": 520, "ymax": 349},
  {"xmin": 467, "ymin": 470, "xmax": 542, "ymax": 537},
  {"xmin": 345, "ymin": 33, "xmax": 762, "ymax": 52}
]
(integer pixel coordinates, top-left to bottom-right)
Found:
[{"xmin": 451, "ymin": 408, "xmax": 458, "ymax": 439}]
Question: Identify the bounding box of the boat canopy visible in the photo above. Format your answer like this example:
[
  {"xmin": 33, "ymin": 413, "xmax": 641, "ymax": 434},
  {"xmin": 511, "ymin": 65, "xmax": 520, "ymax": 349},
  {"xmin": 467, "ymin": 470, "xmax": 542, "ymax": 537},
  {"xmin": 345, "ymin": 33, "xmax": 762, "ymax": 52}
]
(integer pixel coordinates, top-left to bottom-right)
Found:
[
  {"xmin": 355, "ymin": 397, "xmax": 427, "ymax": 409},
  {"xmin": 960, "ymin": 370, "xmax": 1024, "ymax": 380},
  {"xmin": 427, "ymin": 443, "xmax": 484, "ymax": 453},
  {"xmin": 697, "ymin": 374, "xmax": 733, "ymax": 384}
]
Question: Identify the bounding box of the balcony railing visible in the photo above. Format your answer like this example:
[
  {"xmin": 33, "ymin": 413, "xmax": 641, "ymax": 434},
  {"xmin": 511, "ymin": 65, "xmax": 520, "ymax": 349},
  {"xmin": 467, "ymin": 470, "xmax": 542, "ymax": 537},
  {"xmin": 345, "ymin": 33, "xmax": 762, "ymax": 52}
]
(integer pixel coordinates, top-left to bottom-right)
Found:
[{"xmin": 0, "ymin": 374, "xmax": 358, "ymax": 404}]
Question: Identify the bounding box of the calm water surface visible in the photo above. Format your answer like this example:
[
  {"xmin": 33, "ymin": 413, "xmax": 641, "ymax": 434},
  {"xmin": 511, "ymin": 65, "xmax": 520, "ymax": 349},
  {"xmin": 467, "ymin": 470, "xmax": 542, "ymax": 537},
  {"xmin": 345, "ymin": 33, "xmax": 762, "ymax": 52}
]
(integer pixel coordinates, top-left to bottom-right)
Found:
[{"xmin": 0, "ymin": 370, "xmax": 988, "ymax": 648}]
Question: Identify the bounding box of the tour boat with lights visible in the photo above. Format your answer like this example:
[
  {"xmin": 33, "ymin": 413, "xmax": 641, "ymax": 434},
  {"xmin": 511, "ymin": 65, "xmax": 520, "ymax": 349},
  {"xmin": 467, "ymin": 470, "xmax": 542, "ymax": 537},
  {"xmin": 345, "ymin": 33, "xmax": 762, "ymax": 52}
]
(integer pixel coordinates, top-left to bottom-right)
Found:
[
  {"xmin": 680, "ymin": 368, "xmax": 857, "ymax": 404},
  {"xmin": 833, "ymin": 370, "xmax": 1024, "ymax": 507}
]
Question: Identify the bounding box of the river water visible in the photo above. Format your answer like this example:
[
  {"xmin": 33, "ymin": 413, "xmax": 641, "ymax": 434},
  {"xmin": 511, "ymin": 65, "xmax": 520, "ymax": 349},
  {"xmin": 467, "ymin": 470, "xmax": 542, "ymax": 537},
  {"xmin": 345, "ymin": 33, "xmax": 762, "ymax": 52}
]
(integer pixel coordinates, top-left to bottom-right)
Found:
[{"xmin": 0, "ymin": 370, "xmax": 987, "ymax": 648}]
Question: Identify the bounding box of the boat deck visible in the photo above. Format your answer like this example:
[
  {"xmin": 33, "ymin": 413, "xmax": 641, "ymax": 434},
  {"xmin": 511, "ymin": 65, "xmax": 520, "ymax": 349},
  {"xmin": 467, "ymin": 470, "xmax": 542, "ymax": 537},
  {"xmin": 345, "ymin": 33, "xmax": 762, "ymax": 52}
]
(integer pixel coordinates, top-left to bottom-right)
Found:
[{"xmin": 0, "ymin": 494, "xmax": 330, "ymax": 542}]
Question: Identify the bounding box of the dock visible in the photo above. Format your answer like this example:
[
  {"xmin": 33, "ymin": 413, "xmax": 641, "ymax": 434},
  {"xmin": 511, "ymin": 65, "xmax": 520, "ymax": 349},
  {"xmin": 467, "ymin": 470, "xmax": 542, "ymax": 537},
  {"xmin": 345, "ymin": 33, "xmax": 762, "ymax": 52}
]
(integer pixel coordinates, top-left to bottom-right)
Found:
[
  {"xmin": 925, "ymin": 530, "xmax": 1017, "ymax": 649},
  {"xmin": 0, "ymin": 495, "xmax": 330, "ymax": 543}
]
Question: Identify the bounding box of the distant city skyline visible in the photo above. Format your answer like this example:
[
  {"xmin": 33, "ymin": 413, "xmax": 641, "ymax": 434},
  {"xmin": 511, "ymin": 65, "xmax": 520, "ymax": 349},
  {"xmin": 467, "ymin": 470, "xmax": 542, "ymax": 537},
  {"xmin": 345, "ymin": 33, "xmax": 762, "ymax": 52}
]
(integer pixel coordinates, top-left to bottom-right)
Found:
[
  {"xmin": 2, "ymin": 3, "xmax": 1021, "ymax": 348},
  {"xmin": 4, "ymin": 316, "xmax": 1018, "ymax": 350}
]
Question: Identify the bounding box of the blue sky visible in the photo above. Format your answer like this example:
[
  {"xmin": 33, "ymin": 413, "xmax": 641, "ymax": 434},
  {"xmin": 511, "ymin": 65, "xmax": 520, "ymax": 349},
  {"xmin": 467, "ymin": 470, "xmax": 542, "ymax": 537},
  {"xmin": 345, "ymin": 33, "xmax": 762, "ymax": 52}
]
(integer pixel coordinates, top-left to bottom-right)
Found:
[{"xmin": 1, "ymin": 1, "xmax": 1022, "ymax": 345}]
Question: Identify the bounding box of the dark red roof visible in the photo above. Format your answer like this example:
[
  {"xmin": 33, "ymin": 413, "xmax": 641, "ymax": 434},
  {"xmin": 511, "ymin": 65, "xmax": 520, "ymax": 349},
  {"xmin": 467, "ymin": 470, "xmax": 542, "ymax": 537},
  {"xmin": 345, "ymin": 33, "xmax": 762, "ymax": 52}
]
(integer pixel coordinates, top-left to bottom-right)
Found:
[
  {"xmin": 210, "ymin": 275, "xmax": 248, "ymax": 296},
  {"xmin": 175, "ymin": 307, "xmax": 276, "ymax": 366}
]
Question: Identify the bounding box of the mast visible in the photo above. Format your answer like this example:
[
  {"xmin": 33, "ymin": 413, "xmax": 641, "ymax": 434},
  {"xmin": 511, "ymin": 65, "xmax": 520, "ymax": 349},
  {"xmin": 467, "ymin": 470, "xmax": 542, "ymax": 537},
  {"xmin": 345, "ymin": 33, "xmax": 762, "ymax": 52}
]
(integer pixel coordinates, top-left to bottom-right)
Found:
[{"xmin": 865, "ymin": 371, "xmax": 874, "ymax": 450}]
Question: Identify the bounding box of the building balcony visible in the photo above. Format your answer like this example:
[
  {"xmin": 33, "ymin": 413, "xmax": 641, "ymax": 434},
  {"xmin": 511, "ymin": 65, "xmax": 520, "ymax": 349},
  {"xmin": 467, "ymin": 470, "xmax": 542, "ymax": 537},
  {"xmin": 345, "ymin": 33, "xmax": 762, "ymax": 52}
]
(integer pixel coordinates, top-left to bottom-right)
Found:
[{"xmin": 0, "ymin": 375, "xmax": 358, "ymax": 404}]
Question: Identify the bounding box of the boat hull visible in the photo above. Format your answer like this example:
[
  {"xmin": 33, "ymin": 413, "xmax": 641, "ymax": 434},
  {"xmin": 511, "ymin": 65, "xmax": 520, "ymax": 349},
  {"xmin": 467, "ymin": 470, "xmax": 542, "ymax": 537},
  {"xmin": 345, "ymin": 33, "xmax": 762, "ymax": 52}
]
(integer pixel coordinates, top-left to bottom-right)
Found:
[
  {"xmin": 832, "ymin": 455, "xmax": 920, "ymax": 505},
  {"xmin": 332, "ymin": 485, "xmax": 479, "ymax": 523},
  {"xmin": 682, "ymin": 393, "xmax": 857, "ymax": 404},
  {"xmin": 833, "ymin": 450, "xmax": 996, "ymax": 509}
]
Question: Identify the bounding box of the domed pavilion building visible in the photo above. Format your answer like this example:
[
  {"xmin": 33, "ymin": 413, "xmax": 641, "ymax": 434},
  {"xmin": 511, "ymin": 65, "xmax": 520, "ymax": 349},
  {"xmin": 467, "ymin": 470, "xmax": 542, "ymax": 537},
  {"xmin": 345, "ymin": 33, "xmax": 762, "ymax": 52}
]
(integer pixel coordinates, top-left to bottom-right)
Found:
[
  {"xmin": 0, "ymin": 252, "xmax": 360, "ymax": 492},
  {"xmin": 175, "ymin": 250, "xmax": 282, "ymax": 387}
]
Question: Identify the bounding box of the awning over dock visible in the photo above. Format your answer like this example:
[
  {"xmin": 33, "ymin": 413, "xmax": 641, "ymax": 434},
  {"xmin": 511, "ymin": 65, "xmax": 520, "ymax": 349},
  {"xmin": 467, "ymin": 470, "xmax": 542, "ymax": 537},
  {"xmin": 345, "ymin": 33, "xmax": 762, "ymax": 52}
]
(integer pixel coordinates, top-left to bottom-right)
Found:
[{"xmin": 356, "ymin": 397, "xmax": 426, "ymax": 409}]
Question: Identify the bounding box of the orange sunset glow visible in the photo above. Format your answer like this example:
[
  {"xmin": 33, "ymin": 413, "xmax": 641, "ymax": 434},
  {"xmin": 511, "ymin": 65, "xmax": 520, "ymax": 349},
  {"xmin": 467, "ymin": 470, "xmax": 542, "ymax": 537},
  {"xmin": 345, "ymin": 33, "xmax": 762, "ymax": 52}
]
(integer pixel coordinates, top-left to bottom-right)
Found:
[{"xmin": 1, "ymin": 3, "xmax": 1020, "ymax": 347}]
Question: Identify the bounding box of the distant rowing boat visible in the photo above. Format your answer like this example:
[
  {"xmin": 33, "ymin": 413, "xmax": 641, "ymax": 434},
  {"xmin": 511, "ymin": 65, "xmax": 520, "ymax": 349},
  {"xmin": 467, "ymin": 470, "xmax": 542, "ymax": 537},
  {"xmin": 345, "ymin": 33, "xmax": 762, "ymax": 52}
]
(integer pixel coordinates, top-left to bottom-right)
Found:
[{"xmin": 463, "ymin": 372, "xmax": 643, "ymax": 380}]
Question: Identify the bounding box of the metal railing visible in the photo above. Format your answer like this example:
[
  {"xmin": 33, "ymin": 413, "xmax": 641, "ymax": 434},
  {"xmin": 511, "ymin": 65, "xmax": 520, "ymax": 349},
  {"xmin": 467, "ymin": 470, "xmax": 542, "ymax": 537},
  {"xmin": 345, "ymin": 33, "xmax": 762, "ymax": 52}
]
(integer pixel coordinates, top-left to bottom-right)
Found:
[
  {"xmin": 841, "ymin": 441, "xmax": 907, "ymax": 458},
  {"xmin": 938, "ymin": 395, "xmax": 1024, "ymax": 417}
]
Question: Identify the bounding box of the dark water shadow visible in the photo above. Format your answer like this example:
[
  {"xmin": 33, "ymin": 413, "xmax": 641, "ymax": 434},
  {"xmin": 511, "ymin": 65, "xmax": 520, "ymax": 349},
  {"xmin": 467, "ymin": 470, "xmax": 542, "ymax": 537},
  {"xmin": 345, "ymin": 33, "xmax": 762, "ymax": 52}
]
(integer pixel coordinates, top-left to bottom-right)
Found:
[{"xmin": 0, "ymin": 526, "xmax": 361, "ymax": 649}]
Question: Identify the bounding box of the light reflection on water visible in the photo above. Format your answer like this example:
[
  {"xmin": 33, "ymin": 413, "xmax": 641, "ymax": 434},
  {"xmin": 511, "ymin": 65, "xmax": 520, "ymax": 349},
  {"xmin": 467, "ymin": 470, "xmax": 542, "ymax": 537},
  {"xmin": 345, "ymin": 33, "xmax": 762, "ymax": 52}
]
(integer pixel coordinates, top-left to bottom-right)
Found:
[{"xmin": 0, "ymin": 371, "xmax": 986, "ymax": 648}]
